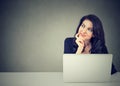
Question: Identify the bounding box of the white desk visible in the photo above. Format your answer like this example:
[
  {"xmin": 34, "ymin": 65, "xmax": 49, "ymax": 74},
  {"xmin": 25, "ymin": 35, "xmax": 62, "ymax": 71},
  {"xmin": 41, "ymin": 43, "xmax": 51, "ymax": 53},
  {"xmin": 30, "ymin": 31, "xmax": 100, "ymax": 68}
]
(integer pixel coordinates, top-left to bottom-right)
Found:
[{"xmin": 0, "ymin": 72, "xmax": 120, "ymax": 86}]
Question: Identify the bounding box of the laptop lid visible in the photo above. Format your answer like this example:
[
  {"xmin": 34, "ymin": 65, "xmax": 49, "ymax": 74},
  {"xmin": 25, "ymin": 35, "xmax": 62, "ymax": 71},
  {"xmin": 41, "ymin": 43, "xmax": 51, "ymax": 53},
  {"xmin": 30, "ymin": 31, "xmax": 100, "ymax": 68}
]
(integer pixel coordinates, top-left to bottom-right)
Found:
[{"xmin": 63, "ymin": 54, "xmax": 112, "ymax": 82}]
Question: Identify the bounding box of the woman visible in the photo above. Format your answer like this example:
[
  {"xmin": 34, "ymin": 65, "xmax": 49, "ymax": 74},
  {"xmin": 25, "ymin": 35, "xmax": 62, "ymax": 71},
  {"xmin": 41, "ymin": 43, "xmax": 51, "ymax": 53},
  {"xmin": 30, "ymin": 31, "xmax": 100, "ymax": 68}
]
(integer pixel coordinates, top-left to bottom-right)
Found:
[{"xmin": 64, "ymin": 14, "xmax": 117, "ymax": 74}]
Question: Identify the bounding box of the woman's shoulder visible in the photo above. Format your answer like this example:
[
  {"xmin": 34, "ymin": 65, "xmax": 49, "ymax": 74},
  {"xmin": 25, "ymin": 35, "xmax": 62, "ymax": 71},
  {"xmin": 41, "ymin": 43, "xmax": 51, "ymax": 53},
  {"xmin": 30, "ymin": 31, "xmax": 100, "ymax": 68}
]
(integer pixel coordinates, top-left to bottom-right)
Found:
[
  {"xmin": 64, "ymin": 37, "xmax": 75, "ymax": 43},
  {"xmin": 64, "ymin": 37, "xmax": 77, "ymax": 53},
  {"xmin": 91, "ymin": 38, "xmax": 108, "ymax": 53}
]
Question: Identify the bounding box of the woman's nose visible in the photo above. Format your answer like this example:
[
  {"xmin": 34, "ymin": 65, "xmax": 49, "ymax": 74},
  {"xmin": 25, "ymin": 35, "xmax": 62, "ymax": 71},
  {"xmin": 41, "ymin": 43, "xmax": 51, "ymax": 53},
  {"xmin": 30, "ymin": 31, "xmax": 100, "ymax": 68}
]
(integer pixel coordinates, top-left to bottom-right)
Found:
[{"xmin": 82, "ymin": 28, "xmax": 87, "ymax": 33}]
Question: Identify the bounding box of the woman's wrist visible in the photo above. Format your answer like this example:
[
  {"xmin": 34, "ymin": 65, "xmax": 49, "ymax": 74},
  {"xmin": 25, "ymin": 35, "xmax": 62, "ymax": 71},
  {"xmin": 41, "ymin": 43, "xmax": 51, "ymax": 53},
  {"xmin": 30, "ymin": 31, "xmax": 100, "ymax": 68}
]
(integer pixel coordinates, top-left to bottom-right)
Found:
[{"xmin": 76, "ymin": 47, "xmax": 83, "ymax": 54}]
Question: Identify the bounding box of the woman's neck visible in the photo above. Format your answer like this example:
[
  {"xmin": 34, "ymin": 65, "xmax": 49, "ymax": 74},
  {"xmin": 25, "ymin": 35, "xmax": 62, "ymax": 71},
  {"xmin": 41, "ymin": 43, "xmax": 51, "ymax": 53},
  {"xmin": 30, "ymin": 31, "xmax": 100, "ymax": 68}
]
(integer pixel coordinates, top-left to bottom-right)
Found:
[
  {"xmin": 81, "ymin": 40, "xmax": 91, "ymax": 54},
  {"xmin": 84, "ymin": 40, "xmax": 91, "ymax": 47}
]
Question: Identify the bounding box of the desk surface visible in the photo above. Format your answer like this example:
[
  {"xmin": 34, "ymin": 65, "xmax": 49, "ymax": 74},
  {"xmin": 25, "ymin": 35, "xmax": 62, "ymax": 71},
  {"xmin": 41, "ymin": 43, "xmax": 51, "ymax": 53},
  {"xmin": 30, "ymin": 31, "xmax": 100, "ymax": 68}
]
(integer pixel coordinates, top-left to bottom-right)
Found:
[{"xmin": 0, "ymin": 72, "xmax": 120, "ymax": 86}]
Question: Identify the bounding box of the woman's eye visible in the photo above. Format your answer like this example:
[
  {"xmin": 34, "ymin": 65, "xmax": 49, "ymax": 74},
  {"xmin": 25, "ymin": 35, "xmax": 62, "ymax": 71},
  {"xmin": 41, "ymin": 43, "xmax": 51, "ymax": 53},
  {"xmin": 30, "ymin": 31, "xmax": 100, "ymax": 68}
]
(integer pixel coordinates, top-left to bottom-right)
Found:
[
  {"xmin": 81, "ymin": 24, "xmax": 85, "ymax": 28},
  {"xmin": 88, "ymin": 28, "xmax": 93, "ymax": 32}
]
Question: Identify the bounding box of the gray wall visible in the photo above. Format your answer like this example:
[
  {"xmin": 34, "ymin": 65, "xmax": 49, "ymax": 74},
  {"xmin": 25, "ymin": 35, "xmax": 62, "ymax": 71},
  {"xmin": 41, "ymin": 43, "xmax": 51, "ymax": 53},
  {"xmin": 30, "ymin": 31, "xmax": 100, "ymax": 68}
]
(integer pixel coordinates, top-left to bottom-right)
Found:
[{"xmin": 0, "ymin": 0, "xmax": 120, "ymax": 72}]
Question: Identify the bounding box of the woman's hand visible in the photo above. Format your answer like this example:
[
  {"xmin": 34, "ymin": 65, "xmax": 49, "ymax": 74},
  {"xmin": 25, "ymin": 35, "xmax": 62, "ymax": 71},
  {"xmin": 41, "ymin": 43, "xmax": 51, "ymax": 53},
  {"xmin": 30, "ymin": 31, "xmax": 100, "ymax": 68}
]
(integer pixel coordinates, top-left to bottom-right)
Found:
[{"xmin": 75, "ymin": 33, "xmax": 85, "ymax": 54}]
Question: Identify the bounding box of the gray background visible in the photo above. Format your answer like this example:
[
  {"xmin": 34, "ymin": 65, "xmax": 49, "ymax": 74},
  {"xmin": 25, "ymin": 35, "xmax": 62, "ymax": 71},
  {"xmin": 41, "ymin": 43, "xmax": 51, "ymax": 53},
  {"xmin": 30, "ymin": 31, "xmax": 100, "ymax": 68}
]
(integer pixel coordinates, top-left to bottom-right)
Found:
[{"xmin": 0, "ymin": 0, "xmax": 120, "ymax": 72}]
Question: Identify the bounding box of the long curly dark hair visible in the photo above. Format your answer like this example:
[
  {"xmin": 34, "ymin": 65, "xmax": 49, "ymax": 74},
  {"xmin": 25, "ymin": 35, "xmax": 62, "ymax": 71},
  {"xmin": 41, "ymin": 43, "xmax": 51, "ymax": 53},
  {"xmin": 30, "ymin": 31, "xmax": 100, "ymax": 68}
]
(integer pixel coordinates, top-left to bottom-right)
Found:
[{"xmin": 74, "ymin": 14, "xmax": 108, "ymax": 53}]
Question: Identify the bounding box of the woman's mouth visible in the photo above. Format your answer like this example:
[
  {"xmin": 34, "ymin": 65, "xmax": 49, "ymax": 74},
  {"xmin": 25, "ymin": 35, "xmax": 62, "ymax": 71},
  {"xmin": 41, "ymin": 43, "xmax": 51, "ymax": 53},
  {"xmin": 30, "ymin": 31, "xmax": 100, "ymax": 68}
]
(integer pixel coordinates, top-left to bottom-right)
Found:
[{"xmin": 79, "ymin": 33, "xmax": 86, "ymax": 37}]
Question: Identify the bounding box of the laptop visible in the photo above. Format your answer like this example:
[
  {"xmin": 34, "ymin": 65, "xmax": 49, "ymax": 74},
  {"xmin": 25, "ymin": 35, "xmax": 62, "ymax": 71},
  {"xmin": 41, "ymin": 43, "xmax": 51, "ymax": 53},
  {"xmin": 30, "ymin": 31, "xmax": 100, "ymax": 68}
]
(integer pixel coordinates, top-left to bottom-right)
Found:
[{"xmin": 63, "ymin": 54, "xmax": 112, "ymax": 82}]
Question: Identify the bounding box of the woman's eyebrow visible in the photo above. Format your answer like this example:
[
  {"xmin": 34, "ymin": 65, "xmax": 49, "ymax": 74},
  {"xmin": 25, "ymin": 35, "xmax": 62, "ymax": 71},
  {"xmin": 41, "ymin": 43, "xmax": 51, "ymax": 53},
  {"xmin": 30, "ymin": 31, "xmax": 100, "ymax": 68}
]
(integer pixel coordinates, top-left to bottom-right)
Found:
[
  {"xmin": 88, "ymin": 26, "xmax": 93, "ymax": 29},
  {"xmin": 82, "ymin": 23, "xmax": 85, "ymax": 26}
]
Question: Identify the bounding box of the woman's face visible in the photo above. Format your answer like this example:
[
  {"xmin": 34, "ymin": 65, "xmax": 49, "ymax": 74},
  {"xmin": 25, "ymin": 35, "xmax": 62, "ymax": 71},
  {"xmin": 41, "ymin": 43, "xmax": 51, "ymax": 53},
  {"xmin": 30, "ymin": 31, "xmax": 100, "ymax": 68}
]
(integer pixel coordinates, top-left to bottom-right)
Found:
[{"xmin": 78, "ymin": 19, "xmax": 94, "ymax": 41}]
